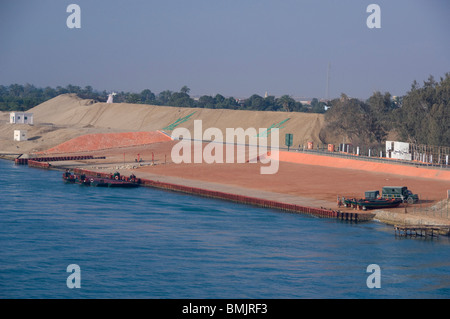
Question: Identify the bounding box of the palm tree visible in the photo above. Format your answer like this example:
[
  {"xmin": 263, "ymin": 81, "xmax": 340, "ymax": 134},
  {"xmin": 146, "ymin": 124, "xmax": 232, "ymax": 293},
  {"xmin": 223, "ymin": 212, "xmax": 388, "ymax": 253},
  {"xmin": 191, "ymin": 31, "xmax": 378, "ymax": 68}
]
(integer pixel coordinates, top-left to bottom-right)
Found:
[{"xmin": 180, "ymin": 86, "xmax": 190, "ymax": 95}]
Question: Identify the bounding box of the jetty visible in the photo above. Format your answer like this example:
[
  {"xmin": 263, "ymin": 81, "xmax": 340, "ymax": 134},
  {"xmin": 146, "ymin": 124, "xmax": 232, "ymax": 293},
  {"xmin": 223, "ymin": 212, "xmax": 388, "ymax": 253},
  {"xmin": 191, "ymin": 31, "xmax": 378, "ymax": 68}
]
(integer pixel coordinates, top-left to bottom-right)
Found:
[
  {"xmin": 14, "ymin": 155, "xmax": 106, "ymax": 168},
  {"xmin": 394, "ymin": 225, "xmax": 450, "ymax": 238},
  {"xmin": 14, "ymin": 155, "xmax": 106, "ymax": 165}
]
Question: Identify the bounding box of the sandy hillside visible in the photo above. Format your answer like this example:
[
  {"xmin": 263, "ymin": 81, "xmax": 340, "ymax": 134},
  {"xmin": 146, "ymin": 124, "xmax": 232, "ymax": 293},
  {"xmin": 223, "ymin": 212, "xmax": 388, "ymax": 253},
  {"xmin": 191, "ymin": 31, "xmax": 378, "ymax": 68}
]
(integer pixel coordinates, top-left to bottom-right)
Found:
[{"xmin": 0, "ymin": 94, "xmax": 327, "ymax": 154}]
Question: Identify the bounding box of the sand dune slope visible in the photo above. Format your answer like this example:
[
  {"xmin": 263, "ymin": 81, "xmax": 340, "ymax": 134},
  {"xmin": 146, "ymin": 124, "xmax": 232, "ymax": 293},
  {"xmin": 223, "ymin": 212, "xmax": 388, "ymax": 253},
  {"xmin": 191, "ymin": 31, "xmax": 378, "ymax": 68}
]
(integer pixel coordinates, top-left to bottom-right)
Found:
[
  {"xmin": 30, "ymin": 94, "xmax": 325, "ymax": 142},
  {"xmin": 1, "ymin": 94, "xmax": 326, "ymax": 154}
]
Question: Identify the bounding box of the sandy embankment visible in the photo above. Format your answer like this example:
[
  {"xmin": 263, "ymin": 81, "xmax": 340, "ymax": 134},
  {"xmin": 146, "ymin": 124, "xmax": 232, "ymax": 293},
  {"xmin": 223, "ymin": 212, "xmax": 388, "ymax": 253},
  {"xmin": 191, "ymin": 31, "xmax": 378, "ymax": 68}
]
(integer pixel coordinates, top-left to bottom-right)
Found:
[
  {"xmin": 0, "ymin": 93, "xmax": 326, "ymax": 155},
  {"xmin": 1, "ymin": 94, "xmax": 449, "ymax": 227}
]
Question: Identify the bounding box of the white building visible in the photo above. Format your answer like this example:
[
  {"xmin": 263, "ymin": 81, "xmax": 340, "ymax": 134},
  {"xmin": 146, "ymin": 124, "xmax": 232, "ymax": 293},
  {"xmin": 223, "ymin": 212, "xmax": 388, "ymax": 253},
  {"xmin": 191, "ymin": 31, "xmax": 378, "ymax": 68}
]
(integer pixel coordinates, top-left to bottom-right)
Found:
[
  {"xmin": 386, "ymin": 141, "xmax": 412, "ymax": 161},
  {"xmin": 10, "ymin": 112, "xmax": 33, "ymax": 124},
  {"xmin": 14, "ymin": 130, "xmax": 27, "ymax": 141}
]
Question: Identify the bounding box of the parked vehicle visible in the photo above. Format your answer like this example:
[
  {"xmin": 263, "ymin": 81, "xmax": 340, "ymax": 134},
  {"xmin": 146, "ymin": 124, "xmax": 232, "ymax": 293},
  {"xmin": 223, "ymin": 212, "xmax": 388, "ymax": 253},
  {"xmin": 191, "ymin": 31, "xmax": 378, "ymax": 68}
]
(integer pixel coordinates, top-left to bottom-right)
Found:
[{"xmin": 381, "ymin": 186, "xmax": 419, "ymax": 204}]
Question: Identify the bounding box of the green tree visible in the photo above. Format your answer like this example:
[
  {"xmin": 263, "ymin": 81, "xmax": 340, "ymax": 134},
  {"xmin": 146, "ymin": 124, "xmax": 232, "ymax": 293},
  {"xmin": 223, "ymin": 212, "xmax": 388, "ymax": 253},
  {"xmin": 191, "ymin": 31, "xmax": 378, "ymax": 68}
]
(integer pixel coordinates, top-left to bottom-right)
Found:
[
  {"xmin": 66, "ymin": 84, "xmax": 81, "ymax": 94},
  {"xmin": 397, "ymin": 74, "xmax": 450, "ymax": 146},
  {"xmin": 198, "ymin": 95, "xmax": 215, "ymax": 108},
  {"xmin": 310, "ymin": 98, "xmax": 326, "ymax": 113},
  {"xmin": 180, "ymin": 85, "xmax": 190, "ymax": 95},
  {"xmin": 262, "ymin": 96, "xmax": 275, "ymax": 111},
  {"xmin": 322, "ymin": 93, "xmax": 378, "ymax": 144},
  {"xmin": 216, "ymin": 96, "xmax": 239, "ymax": 109},
  {"xmin": 277, "ymin": 95, "xmax": 295, "ymax": 112},
  {"xmin": 126, "ymin": 93, "xmax": 141, "ymax": 104},
  {"xmin": 170, "ymin": 92, "xmax": 195, "ymax": 107},
  {"xmin": 367, "ymin": 91, "xmax": 394, "ymax": 129},
  {"xmin": 157, "ymin": 90, "xmax": 173, "ymax": 105},
  {"xmin": 140, "ymin": 89, "xmax": 156, "ymax": 104},
  {"xmin": 9, "ymin": 84, "xmax": 23, "ymax": 97},
  {"xmin": 244, "ymin": 94, "xmax": 265, "ymax": 110}
]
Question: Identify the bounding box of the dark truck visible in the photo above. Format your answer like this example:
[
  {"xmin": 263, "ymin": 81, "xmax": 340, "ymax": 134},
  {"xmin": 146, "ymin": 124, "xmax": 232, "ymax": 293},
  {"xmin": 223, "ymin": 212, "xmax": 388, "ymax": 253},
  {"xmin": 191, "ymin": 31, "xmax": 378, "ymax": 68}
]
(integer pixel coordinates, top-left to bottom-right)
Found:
[
  {"xmin": 365, "ymin": 190, "xmax": 380, "ymax": 200},
  {"xmin": 381, "ymin": 186, "xmax": 419, "ymax": 204}
]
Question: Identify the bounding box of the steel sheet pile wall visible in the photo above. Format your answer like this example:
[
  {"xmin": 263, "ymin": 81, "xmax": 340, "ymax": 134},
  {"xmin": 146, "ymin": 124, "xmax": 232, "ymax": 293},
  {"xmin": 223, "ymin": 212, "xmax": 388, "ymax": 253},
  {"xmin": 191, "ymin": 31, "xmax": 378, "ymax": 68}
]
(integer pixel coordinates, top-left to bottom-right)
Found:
[
  {"xmin": 15, "ymin": 155, "xmax": 104, "ymax": 165},
  {"xmin": 14, "ymin": 158, "xmax": 28, "ymax": 165},
  {"xmin": 31, "ymin": 155, "xmax": 101, "ymax": 162},
  {"xmin": 27, "ymin": 160, "xmax": 50, "ymax": 169}
]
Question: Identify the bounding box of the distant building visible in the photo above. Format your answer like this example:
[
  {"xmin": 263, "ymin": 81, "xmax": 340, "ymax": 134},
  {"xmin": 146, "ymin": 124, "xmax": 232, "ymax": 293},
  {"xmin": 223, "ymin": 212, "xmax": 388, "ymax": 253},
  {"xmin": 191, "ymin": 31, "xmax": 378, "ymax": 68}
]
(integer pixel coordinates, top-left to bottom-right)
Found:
[
  {"xmin": 386, "ymin": 141, "xmax": 412, "ymax": 161},
  {"xmin": 236, "ymin": 98, "xmax": 246, "ymax": 107},
  {"xmin": 14, "ymin": 130, "xmax": 27, "ymax": 141},
  {"xmin": 10, "ymin": 112, "xmax": 33, "ymax": 125}
]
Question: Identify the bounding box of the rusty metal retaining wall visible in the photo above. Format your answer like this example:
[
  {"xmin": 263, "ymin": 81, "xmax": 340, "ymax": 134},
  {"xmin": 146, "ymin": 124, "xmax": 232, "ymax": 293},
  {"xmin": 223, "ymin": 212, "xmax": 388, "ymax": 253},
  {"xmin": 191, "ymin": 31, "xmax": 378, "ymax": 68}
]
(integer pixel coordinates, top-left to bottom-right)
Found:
[
  {"xmin": 27, "ymin": 160, "xmax": 51, "ymax": 169},
  {"xmin": 15, "ymin": 156, "xmax": 105, "ymax": 165}
]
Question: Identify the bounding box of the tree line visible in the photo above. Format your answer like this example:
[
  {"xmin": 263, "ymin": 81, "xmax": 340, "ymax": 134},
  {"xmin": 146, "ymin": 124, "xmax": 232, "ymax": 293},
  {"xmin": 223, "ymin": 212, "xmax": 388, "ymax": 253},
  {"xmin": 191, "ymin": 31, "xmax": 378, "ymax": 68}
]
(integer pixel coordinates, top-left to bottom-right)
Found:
[
  {"xmin": 1, "ymin": 74, "xmax": 448, "ymax": 147},
  {"xmin": 320, "ymin": 73, "xmax": 449, "ymax": 147},
  {"xmin": 0, "ymin": 84, "xmax": 99, "ymax": 111},
  {"xmin": 0, "ymin": 84, "xmax": 327, "ymax": 113}
]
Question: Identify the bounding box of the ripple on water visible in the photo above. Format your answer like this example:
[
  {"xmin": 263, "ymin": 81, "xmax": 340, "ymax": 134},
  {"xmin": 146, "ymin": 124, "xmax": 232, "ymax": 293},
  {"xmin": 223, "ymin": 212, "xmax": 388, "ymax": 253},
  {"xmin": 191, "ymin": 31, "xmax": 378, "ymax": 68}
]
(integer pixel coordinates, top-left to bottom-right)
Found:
[{"xmin": 1, "ymin": 160, "xmax": 450, "ymax": 298}]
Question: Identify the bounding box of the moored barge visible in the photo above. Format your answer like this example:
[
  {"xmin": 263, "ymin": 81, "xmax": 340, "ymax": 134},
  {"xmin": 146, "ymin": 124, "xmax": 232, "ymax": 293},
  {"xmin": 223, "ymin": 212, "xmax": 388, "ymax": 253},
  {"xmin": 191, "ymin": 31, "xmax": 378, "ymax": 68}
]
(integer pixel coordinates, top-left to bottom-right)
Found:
[
  {"xmin": 63, "ymin": 170, "xmax": 140, "ymax": 188},
  {"xmin": 342, "ymin": 197, "xmax": 402, "ymax": 210}
]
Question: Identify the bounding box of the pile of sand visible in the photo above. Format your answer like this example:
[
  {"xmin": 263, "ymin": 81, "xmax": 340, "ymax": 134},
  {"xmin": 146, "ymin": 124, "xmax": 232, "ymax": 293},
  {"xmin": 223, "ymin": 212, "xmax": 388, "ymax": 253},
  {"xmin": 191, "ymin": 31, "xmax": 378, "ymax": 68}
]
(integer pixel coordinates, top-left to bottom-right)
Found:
[
  {"xmin": 30, "ymin": 94, "xmax": 324, "ymax": 146},
  {"xmin": 38, "ymin": 131, "xmax": 172, "ymax": 154},
  {"xmin": 28, "ymin": 94, "xmax": 326, "ymax": 145}
]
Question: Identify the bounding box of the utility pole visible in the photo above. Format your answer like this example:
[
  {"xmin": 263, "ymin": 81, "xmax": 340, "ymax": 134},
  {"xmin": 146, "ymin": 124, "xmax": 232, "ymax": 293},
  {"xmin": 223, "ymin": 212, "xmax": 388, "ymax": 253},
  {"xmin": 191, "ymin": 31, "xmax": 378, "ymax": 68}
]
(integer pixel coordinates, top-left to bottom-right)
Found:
[{"xmin": 326, "ymin": 62, "xmax": 331, "ymax": 101}]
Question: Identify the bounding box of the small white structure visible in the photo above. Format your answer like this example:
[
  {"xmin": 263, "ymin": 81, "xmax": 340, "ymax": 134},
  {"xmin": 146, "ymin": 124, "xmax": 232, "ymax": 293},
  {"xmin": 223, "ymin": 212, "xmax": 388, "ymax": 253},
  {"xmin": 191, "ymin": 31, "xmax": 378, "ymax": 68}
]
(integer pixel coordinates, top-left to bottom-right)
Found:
[
  {"xmin": 106, "ymin": 92, "xmax": 117, "ymax": 104},
  {"xmin": 14, "ymin": 130, "xmax": 27, "ymax": 141},
  {"xmin": 10, "ymin": 112, "xmax": 33, "ymax": 124},
  {"xmin": 386, "ymin": 141, "xmax": 412, "ymax": 161}
]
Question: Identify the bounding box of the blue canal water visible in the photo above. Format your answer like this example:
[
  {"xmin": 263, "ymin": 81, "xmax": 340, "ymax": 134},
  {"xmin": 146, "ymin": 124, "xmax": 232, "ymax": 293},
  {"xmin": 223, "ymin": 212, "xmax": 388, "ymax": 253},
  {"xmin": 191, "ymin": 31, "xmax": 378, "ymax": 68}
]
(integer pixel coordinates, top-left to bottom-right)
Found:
[{"xmin": 1, "ymin": 159, "xmax": 450, "ymax": 299}]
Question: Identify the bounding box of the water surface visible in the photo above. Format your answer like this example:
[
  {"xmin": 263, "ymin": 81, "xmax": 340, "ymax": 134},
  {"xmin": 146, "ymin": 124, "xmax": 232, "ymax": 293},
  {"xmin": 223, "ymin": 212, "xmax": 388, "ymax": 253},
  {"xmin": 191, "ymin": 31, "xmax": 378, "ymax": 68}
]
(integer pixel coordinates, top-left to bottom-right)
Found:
[{"xmin": 0, "ymin": 160, "xmax": 449, "ymax": 298}]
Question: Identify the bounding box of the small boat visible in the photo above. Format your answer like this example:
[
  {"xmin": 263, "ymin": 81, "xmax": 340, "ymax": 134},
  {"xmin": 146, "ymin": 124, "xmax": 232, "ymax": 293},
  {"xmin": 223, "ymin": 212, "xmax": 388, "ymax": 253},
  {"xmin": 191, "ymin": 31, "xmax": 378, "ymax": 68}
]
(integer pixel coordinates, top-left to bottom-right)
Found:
[
  {"xmin": 343, "ymin": 197, "xmax": 402, "ymax": 210},
  {"xmin": 63, "ymin": 171, "xmax": 140, "ymax": 188},
  {"xmin": 63, "ymin": 171, "xmax": 90, "ymax": 185},
  {"xmin": 88, "ymin": 176, "xmax": 139, "ymax": 188}
]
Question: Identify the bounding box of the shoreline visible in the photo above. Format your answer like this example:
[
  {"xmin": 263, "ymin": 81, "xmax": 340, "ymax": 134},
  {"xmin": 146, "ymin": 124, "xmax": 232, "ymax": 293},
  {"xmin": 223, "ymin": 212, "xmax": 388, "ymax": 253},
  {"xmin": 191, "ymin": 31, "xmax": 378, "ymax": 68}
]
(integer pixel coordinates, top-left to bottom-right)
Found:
[
  {"xmin": 2, "ymin": 94, "xmax": 448, "ymax": 234},
  {"xmin": 3, "ymin": 153, "xmax": 450, "ymax": 235}
]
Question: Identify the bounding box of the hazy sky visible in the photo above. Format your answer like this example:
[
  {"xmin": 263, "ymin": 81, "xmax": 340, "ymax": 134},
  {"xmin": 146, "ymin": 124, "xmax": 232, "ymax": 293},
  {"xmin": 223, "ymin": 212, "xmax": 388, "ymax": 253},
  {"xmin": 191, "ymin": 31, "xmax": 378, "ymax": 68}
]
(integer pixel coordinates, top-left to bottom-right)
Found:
[{"xmin": 1, "ymin": 0, "xmax": 449, "ymax": 99}]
